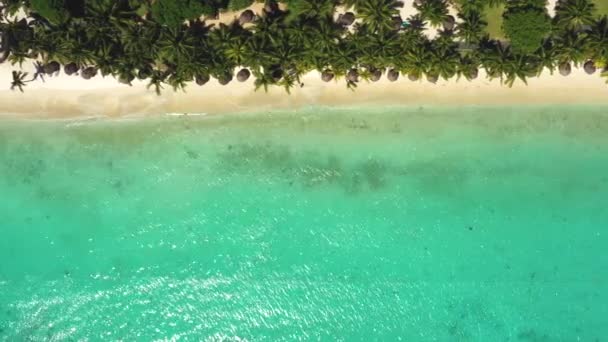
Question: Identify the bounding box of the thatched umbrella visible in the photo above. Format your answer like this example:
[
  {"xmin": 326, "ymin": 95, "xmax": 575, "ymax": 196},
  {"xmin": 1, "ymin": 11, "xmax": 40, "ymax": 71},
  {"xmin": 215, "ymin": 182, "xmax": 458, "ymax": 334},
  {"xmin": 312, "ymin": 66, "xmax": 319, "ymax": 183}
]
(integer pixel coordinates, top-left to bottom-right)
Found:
[
  {"xmin": 81, "ymin": 66, "xmax": 98, "ymax": 80},
  {"xmin": 137, "ymin": 66, "xmax": 152, "ymax": 80},
  {"xmin": 414, "ymin": 0, "xmax": 424, "ymax": 5},
  {"xmin": 558, "ymin": 62, "xmax": 571, "ymax": 76},
  {"xmin": 338, "ymin": 12, "xmax": 355, "ymax": 26},
  {"xmin": 347, "ymin": 69, "xmax": 359, "ymax": 82},
  {"xmin": 369, "ymin": 68, "xmax": 382, "ymax": 82},
  {"xmin": 237, "ymin": 68, "xmax": 251, "ymax": 82},
  {"xmin": 426, "ymin": 73, "xmax": 438, "ymax": 83},
  {"xmin": 387, "ymin": 69, "xmax": 399, "ymax": 82},
  {"xmin": 321, "ymin": 70, "xmax": 334, "ymax": 82},
  {"xmin": 118, "ymin": 73, "xmax": 134, "ymax": 85},
  {"xmin": 218, "ymin": 74, "xmax": 233, "ymax": 85},
  {"xmin": 264, "ymin": 1, "xmax": 279, "ymax": 15},
  {"xmin": 64, "ymin": 62, "xmax": 79, "ymax": 75},
  {"xmin": 408, "ymin": 73, "xmax": 419, "ymax": 81},
  {"xmin": 195, "ymin": 74, "xmax": 210, "ymax": 86},
  {"xmin": 467, "ymin": 68, "xmax": 479, "ymax": 80},
  {"xmin": 239, "ymin": 10, "xmax": 255, "ymax": 26},
  {"xmin": 583, "ymin": 60, "xmax": 596, "ymax": 75},
  {"xmin": 43, "ymin": 61, "xmax": 60, "ymax": 75},
  {"xmin": 271, "ymin": 68, "xmax": 283, "ymax": 82},
  {"xmin": 442, "ymin": 15, "xmax": 455, "ymax": 31},
  {"xmin": 392, "ymin": 16, "xmax": 403, "ymax": 31}
]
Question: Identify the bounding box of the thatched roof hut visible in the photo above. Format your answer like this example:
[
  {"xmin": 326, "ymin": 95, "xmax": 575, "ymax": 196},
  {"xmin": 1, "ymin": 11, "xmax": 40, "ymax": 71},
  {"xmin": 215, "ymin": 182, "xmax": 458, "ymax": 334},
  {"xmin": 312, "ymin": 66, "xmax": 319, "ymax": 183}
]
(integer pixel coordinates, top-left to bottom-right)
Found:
[
  {"xmin": 346, "ymin": 69, "xmax": 359, "ymax": 82},
  {"xmin": 408, "ymin": 73, "xmax": 419, "ymax": 81},
  {"xmin": 195, "ymin": 74, "xmax": 210, "ymax": 86},
  {"xmin": 118, "ymin": 73, "xmax": 134, "ymax": 85},
  {"xmin": 237, "ymin": 68, "xmax": 251, "ymax": 82},
  {"xmin": 81, "ymin": 67, "xmax": 98, "ymax": 80},
  {"xmin": 583, "ymin": 60, "xmax": 596, "ymax": 75},
  {"xmin": 64, "ymin": 62, "xmax": 79, "ymax": 76},
  {"xmin": 467, "ymin": 68, "xmax": 478, "ymax": 80},
  {"xmin": 426, "ymin": 73, "xmax": 438, "ymax": 83},
  {"xmin": 387, "ymin": 69, "xmax": 399, "ymax": 82},
  {"xmin": 239, "ymin": 10, "xmax": 255, "ymax": 26},
  {"xmin": 218, "ymin": 74, "xmax": 233, "ymax": 85},
  {"xmin": 338, "ymin": 12, "xmax": 356, "ymax": 26},
  {"xmin": 558, "ymin": 62, "xmax": 571, "ymax": 76},
  {"xmin": 442, "ymin": 15, "xmax": 455, "ymax": 31},
  {"xmin": 369, "ymin": 69, "xmax": 382, "ymax": 82},
  {"xmin": 321, "ymin": 70, "xmax": 335, "ymax": 82},
  {"xmin": 392, "ymin": 16, "xmax": 403, "ymax": 31},
  {"xmin": 43, "ymin": 61, "xmax": 60, "ymax": 75},
  {"xmin": 264, "ymin": 1, "xmax": 280, "ymax": 15}
]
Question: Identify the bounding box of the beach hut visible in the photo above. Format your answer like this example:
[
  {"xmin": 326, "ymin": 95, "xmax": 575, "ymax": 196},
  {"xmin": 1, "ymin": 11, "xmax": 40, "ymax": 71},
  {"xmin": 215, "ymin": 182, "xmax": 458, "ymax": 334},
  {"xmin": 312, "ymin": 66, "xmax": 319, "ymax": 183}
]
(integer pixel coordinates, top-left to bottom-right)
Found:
[
  {"xmin": 237, "ymin": 68, "xmax": 251, "ymax": 82},
  {"xmin": 387, "ymin": 69, "xmax": 400, "ymax": 82},
  {"xmin": 559, "ymin": 62, "xmax": 571, "ymax": 76},
  {"xmin": 321, "ymin": 70, "xmax": 335, "ymax": 82},
  {"xmin": 583, "ymin": 60, "xmax": 596, "ymax": 75},
  {"xmin": 369, "ymin": 69, "xmax": 382, "ymax": 82},
  {"xmin": 239, "ymin": 10, "xmax": 255, "ymax": 26},
  {"xmin": 64, "ymin": 63, "xmax": 79, "ymax": 76},
  {"xmin": 338, "ymin": 12, "xmax": 356, "ymax": 26}
]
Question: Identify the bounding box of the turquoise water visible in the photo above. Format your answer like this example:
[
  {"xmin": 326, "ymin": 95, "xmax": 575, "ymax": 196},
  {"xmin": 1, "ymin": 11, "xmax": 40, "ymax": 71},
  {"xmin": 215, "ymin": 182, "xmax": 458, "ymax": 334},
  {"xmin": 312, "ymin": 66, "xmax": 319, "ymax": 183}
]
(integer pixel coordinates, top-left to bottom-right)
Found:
[{"xmin": 1, "ymin": 105, "xmax": 607, "ymax": 341}]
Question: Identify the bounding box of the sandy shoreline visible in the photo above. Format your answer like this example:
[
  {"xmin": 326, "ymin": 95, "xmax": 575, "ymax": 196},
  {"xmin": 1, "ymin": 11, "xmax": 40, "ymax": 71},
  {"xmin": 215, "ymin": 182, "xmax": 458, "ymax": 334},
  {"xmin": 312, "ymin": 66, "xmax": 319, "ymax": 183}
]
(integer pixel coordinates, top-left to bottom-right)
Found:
[
  {"xmin": 1, "ymin": 62, "xmax": 607, "ymax": 120},
  {"xmin": 3, "ymin": 0, "xmax": 606, "ymax": 119}
]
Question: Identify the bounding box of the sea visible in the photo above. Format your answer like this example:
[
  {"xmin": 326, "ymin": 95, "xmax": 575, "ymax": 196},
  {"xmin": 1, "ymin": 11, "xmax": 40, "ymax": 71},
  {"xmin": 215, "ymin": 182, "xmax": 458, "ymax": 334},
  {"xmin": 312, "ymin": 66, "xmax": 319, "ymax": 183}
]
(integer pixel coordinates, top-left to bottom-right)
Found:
[{"xmin": 1, "ymin": 105, "xmax": 607, "ymax": 341}]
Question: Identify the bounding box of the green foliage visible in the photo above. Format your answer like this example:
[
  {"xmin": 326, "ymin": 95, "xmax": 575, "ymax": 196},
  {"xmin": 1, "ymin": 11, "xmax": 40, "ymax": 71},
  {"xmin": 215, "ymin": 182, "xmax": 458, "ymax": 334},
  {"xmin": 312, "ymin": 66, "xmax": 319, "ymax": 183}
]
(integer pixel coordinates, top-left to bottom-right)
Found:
[
  {"xmin": 4, "ymin": 0, "xmax": 608, "ymax": 93},
  {"xmin": 502, "ymin": 8, "xmax": 551, "ymax": 53},
  {"xmin": 228, "ymin": 0, "xmax": 255, "ymax": 11},
  {"xmin": 554, "ymin": 0, "xmax": 596, "ymax": 30},
  {"xmin": 414, "ymin": 0, "xmax": 449, "ymax": 27},
  {"xmin": 30, "ymin": 0, "xmax": 69, "ymax": 25},
  {"xmin": 150, "ymin": 0, "xmax": 214, "ymax": 27}
]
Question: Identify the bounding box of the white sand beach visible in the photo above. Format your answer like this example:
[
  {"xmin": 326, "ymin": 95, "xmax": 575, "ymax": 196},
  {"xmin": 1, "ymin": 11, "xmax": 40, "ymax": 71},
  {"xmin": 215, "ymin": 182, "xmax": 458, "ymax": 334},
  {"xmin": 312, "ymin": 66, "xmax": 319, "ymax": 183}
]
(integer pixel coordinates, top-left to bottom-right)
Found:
[
  {"xmin": 1, "ymin": 62, "xmax": 606, "ymax": 119},
  {"xmin": 1, "ymin": 0, "xmax": 606, "ymax": 119}
]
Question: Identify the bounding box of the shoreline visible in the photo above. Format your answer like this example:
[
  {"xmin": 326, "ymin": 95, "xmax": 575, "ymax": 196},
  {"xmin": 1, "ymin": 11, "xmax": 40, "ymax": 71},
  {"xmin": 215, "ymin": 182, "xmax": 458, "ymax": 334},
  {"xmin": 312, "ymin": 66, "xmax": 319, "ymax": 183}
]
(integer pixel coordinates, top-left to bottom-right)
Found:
[{"xmin": 1, "ymin": 65, "xmax": 607, "ymax": 120}]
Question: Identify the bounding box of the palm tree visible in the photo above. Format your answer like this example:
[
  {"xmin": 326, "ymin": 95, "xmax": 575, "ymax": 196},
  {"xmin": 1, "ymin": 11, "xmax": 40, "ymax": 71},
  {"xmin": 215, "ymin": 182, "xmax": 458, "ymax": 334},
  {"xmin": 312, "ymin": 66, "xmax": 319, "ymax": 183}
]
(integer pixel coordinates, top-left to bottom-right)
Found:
[
  {"xmin": 10, "ymin": 70, "xmax": 30, "ymax": 92},
  {"xmin": 586, "ymin": 16, "xmax": 608, "ymax": 63},
  {"xmin": 502, "ymin": 54, "xmax": 537, "ymax": 86},
  {"xmin": 456, "ymin": 10, "xmax": 488, "ymax": 44},
  {"xmin": 552, "ymin": 29, "xmax": 587, "ymax": 66},
  {"xmin": 354, "ymin": 0, "xmax": 404, "ymax": 33},
  {"xmin": 414, "ymin": 0, "xmax": 449, "ymax": 28},
  {"xmin": 147, "ymin": 70, "xmax": 165, "ymax": 95},
  {"xmin": 554, "ymin": 0, "xmax": 596, "ymax": 31}
]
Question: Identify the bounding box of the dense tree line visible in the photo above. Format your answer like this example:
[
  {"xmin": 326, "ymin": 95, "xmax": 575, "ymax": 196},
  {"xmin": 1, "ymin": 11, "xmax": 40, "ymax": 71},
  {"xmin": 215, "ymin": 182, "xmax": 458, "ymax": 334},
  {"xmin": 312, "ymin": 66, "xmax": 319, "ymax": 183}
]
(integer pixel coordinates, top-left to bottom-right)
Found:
[{"xmin": 1, "ymin": 0, "xmax": 607, "ymax": 93}]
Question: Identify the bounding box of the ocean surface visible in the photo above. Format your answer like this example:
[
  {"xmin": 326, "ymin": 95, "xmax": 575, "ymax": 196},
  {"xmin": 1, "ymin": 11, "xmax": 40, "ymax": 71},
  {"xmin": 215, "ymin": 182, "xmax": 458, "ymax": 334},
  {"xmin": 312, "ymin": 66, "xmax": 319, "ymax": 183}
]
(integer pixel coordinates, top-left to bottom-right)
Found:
[{"xmin": 1, "ymin": 105, "xmax": 607, "ymax": 341}]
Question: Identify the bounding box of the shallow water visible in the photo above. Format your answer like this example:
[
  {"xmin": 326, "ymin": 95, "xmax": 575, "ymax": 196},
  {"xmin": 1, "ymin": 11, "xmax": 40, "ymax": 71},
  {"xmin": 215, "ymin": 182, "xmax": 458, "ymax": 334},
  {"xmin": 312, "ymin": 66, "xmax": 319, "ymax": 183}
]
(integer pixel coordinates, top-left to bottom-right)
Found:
[{"xmin": 1, "ymin": 105, "xmax": 607, "ymax": 341}]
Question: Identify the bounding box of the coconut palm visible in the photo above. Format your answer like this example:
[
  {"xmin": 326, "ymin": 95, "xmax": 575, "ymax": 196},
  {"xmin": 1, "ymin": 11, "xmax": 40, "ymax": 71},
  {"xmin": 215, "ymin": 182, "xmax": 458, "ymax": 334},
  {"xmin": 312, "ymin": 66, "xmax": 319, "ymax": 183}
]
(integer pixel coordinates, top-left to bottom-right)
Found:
[
  {"xmin": 456, "ymin": 10, "xmax": 488, "ymax": 44},
  {"xmin": 554, "ymin": 0, "xmax": 596, "ymax": 31},
  {"xmin": 354, "ymin": 0, "xmax": 404, "ymax": 33},
  {"xmin": 287, "ymin": 0, "xmax": 336, "ymax": 21},
  {"xmin": 414, "ymin": 0, "xmax": 449, "ymax": 27},
  {"xmin": 10, "ymin": 70, "xmax": 30, "ymax": 92},
  {"xmin": 552, "ymin": 29, "xmax": 587, "ymax": 66},
  {"xmin": 586, "ymin": 16, "xmax": 608, "ymax": 62},
  {"xmin": 146, "ymin": 70, "xmax": 165, "ymax": 95},
  {"xmin": 502, "ymin": 54, "xmax": 537, "ymax": 86}
]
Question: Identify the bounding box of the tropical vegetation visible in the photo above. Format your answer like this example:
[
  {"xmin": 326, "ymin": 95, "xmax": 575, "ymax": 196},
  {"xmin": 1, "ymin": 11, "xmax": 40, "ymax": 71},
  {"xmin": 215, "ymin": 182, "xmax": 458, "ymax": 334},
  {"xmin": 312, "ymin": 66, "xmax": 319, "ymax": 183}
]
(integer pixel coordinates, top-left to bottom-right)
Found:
[{"xmin": 0, "ymin": 0, "xmax": 607, "ymax": 94}]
